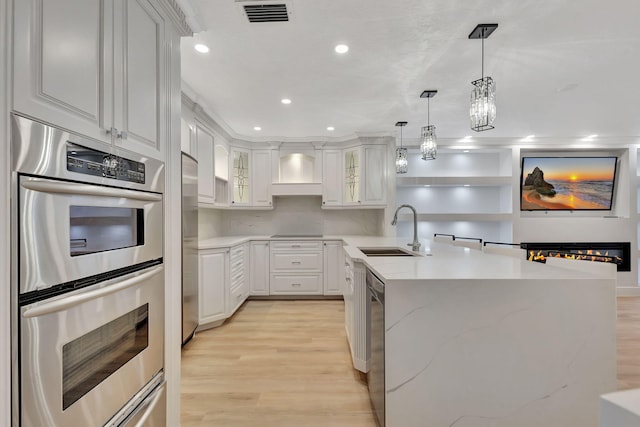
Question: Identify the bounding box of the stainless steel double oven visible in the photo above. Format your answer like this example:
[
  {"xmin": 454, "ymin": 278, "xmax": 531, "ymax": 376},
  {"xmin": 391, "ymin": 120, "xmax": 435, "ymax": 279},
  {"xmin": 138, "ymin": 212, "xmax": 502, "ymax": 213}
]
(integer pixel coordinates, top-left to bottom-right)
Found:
[{"xmin": 11, "ymin": 115, "xmax": 166, "ymax": 426}]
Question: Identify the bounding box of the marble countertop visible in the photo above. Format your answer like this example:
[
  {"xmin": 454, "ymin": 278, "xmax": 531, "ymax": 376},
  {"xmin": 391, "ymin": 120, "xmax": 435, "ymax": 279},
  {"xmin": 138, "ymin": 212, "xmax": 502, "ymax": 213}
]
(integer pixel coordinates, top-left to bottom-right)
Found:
[
  {"xmin": 341, "ymin": 235, "xmax": 605, "ymax": 284},
  {"xmin": 199, "ymin": 234, "xmax": 603, "ymax": 283}
]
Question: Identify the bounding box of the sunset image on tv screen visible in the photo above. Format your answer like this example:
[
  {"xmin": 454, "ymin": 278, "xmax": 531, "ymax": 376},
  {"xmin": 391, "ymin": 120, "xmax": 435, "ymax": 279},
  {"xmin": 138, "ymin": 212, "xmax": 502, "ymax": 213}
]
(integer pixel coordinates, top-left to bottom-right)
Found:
[{"xmin": 520, "ymin": 157, "xmax": 617, "ymax": 211}]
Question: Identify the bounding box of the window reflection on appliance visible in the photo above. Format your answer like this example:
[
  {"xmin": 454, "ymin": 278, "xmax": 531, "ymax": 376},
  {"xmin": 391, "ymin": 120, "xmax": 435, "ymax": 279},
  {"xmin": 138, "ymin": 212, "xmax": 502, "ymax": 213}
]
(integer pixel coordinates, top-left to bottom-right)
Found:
[
  {"xmin": 69, "ymin": 206, "xmax": 144, "ymax": 256},
  {"xmin": 62, "ymin": 304, "xmax": 149, "ymax": 410}
]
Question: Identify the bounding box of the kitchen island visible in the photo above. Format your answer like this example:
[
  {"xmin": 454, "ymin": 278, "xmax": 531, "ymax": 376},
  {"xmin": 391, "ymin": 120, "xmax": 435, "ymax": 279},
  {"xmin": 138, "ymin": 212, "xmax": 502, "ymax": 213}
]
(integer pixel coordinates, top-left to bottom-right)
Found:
[{"xmin": 343, "ymin": 237, "xmax": 617, "ymax": 427}]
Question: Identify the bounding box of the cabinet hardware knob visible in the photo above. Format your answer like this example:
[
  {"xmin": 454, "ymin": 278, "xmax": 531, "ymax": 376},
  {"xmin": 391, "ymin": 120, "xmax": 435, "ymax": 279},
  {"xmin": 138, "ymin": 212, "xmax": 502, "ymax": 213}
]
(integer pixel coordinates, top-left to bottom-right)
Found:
[
  {"xmin": 118, "ymin": 131, "xmax": 128, "ymax": 140},
  {"xmin": 292, "ymin": 283, "xmax": 301, "ymax": 286},
  {"xmin": 323, "ymin": 201, "xmax": 325, "ymax": 204},
  {"xmin": 106, "ymin": 127, "xmax": 118, "ymax": 136},
  {"xmin": 292, "ymin": 261, "xmax": 301, "ymax": 264}
]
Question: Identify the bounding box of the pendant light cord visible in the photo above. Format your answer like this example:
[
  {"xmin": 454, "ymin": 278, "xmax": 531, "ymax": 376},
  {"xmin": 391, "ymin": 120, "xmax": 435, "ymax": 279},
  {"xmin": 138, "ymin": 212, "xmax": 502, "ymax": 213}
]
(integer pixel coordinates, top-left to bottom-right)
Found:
[
  {"xmin": 427, "ymin": 97, "xmax": 430, "ymax": 126},
  {"xmin": 400, "ymin": 126, "xmax": 403, "ymax": 148},
  {"xmin": 481, "ymin": 32, "xmax": 485, "ymax": 79}
]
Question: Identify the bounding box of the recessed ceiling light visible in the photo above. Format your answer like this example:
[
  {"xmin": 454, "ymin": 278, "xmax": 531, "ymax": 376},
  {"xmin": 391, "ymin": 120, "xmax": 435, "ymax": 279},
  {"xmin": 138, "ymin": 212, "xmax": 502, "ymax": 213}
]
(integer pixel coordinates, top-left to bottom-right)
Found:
[
  {"xmin": 424, "ymin": 185, "xmax": 431, "ymax": 187},
  {"xmin": 194, "ymin": 43, "xmax": 210, "ymax": 53},
  {"xmin": 463, "ymin": 150, "xmax": 470, "ymax": 153},
  {"xmin": 463, "ymin": 184, "xmax": 470, "ymax": 187},
  {"xmin": 253, "ymin": 126, "xmax": 261, "ymax": 131},
  {"xmin": 327, "ymin": 126, "xmax": 335, "ymax": 131},
  {"xmin": 526, "ymin": 134, "xmax": 535, "ymax": 139},
  {"xmin": 589, "ymin": 134, "xmax": 598, "ymax": 138},
  {"xmin": 281, "ymin": 98, "xmax": 292, "ymax": 105},
  {"xmin": 335, "ymin": 44, "xmax": 349, "ymax": 54}
]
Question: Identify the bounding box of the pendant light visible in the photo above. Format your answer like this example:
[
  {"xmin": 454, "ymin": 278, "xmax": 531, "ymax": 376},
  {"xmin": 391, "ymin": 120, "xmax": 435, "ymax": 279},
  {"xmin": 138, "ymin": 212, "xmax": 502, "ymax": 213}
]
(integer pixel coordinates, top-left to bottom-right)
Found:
[
  {"xmin": 469, "ymin": 23, "xmax": 498, "ymax": 132},
  {"xmin": 395, "ymin": 121, "xmax": 408, "ymax": 174},
  {"xmin": 420, "ymin": 90, "xmax": 437, "ymax": 161}
]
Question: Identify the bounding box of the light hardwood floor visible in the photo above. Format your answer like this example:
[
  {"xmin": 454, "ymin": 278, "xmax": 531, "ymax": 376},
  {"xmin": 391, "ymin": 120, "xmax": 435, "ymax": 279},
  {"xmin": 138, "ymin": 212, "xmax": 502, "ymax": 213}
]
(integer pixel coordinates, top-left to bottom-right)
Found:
[
  {"xmin": 182, "ymin": 297, "xmax": 640, "ymax": 426},
  {"xmin": 181, "ymin": 300, "xmax": 376, "ymax": 427}
]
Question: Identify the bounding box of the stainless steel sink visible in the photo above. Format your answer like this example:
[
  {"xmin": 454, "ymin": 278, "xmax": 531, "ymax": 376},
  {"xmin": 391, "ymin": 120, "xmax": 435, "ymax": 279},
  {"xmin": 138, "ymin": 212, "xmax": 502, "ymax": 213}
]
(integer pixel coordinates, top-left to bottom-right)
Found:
[{"xmin": 358, "ymin": 247, "xmax": 420, "ymax": 257}]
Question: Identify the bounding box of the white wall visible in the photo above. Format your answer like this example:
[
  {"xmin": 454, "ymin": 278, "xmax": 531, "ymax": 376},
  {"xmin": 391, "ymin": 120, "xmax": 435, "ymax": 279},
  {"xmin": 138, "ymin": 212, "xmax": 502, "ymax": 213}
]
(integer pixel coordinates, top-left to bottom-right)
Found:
[{"xmin": 199, "ymin": 197, "xmax": 384, "ymax": 238}]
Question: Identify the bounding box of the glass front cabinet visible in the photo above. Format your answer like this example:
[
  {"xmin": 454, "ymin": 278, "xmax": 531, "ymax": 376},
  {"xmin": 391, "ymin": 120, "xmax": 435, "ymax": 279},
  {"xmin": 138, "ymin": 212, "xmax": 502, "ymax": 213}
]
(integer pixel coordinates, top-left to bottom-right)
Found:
[
  {"xmin": 231, "ymin": 148, "xmax": 250, "ymax": 205},
  {"xmin": 343, "ymin": 147, "xmax": 361, "ymax": 205}
]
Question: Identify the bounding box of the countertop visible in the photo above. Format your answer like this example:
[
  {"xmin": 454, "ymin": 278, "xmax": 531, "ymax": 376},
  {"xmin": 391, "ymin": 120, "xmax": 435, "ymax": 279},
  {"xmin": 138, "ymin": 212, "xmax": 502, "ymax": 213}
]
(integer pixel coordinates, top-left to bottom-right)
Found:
[{"xmin": 199, "ymin": 234, "xmax": 605, "ymax": 283}]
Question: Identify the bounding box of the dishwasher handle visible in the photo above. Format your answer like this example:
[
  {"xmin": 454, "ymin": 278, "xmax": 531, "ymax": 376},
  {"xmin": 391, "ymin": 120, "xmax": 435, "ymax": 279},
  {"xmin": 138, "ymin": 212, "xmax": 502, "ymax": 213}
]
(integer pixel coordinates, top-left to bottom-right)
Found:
[{"xmin": 366, "ymin": 269, "xmax": 385, "ymax": 300}]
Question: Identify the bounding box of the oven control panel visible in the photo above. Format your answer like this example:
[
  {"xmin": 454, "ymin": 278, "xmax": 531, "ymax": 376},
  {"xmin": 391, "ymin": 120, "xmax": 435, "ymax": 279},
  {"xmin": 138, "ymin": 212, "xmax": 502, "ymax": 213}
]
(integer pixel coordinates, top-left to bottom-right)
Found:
[{"xmin": 66, "ymin": 144, "xmax": 145, "ymax": 184}]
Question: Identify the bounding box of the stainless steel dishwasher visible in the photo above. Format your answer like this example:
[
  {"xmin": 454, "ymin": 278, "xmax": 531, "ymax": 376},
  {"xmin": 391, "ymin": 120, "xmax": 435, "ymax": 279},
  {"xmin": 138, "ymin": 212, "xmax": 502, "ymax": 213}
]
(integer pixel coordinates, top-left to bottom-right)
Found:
[{"xmin": 366, "ymin": 269, "xmax": 385, "ymax": 427}]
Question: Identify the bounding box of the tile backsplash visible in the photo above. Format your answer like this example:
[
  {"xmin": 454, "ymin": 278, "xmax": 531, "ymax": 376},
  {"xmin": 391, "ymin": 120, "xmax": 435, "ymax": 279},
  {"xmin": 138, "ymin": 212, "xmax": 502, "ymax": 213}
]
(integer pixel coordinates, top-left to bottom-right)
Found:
[{"xmin": 199, "ymin": 196, "xmax": 383, "ymax": 239}]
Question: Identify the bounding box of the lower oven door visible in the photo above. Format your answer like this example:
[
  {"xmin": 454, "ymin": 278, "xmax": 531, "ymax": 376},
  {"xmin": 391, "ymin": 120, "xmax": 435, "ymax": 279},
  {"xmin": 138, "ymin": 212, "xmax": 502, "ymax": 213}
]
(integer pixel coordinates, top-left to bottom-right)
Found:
[{"xmin": 20, "ymin": 265, "xmax": 164, "ymax": 427}]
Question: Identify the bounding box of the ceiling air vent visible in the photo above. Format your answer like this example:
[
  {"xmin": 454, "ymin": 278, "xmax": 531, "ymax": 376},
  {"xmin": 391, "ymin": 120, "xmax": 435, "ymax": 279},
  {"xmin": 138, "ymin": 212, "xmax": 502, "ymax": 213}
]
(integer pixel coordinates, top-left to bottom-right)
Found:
[{"xmin": 243, "ymin": 3, "xmax": 289, "ymax": 23}]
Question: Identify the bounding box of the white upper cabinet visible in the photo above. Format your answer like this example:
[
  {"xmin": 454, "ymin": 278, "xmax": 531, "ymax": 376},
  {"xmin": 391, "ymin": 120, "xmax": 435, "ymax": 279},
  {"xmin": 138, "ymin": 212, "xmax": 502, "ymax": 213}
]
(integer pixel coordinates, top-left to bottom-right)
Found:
[
  {"xmin": 322, "ymin": 149, "xmax": 342, "ymax": 206},
  {"xmin": 230, "ymin": 147, "xmax": 251, "ymax": 206},
  {"xmin": 362, "ymin": 145, "xmax": 387, "ymax": 205},
  {"xmin": 196, "ymin": 123, "xmax": 215, "ymax": 205},
  {"xmin": 343, "ymin": 147, "xmax": 362, "ymax": 205},
  {"xmin": 13, "ymin": 0, "xmax": 166, "ymax": 159},
  {"xmin": 251, "ymin": 150, "xmax": 272, "ymax": 207},
  {"xmin": 114, "ymin": 0, "xmax": 165, "ymax": 158},
  {"xmin": 341, "ymin": 144, "xmax": 387, "ymax": 207}
]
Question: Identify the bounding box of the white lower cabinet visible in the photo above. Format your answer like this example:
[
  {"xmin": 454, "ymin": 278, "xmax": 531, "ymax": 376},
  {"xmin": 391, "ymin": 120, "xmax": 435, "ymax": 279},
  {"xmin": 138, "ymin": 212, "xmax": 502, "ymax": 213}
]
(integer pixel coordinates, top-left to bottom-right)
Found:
[
  {"xmin": 270, "ymin": 240, "xmax": 323, "ymax": 295},
  {"xmin": 323, "ymin": 241, "xmax": 344, "ymax": 296},
  {"xmin": 227, "ymin": 243, "xmax": 249, "ymax": 316},
  {"xmin": 270, "ymin": 273, "xmax": 323, "ymax": 294},
  {"xmin": 250, "ymin": 241, "xmax": 270, "ymax": 295},
  {"xmin": 198, "ymin": 248, "xmax": 228, "ymax": 327}
]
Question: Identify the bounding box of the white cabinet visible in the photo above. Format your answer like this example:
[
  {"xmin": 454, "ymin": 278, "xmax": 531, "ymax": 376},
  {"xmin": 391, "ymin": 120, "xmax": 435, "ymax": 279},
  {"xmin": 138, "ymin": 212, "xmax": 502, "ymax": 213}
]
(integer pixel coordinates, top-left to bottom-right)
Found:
[
  {"xmin": 270, "ymin": 240, "xmax": 323, "ymax": 295},
  {"xmin": 249, "ymin": 241, "xmax": 270, "ymax": 295},
  {"xmin": 196, "ymin": 123, "xmax": 215, "ymax": 204},
  {"xmin": 343, "ymin": 147, "xmax": 362, "ymax": 205},
  {"xmin": 362, "ymin": 145, "xmax": 387, "ymax": 205},
  {"xmin": 322, "ymin": 150, "xmax": 342, "ymax": 206},
  {"xmin": 227, "ymin": 243, "xmax": 249, "ymax": 315},
  {"xmin": 198, "ymin": 248, "xmax": 228, "ymax": 327},
  {"xmin": 13, "ymin": 0, "xmax": 166, "ymax": 159},
  {"xmin": 340, "ymin": 145, "xmax": 387, "ymax": 207},
  {"xmin": 230, "ymin": 147, "xmax": 251, "ymax": 206},
  {"xmin": 323, "ymin": 241, "xmax": 344, "ymax": 296},
  {"xmin": 251, "ymin": 150, "xmax": 272, "ymax": 207}
]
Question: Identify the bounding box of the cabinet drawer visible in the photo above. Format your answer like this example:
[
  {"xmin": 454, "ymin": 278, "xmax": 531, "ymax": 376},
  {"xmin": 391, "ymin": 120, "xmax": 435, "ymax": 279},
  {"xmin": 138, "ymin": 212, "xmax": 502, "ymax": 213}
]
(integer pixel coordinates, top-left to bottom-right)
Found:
[
  {"xmin": 271, "ymin": 252, "xmax": 322, "ymax": 271},
  {"xmin": 270, "ymin": 241, "xmax": 322, "ymax": 251},
  {"xmin": 270, "ymin": 274, "xmax": 323, "ymax": 295}
]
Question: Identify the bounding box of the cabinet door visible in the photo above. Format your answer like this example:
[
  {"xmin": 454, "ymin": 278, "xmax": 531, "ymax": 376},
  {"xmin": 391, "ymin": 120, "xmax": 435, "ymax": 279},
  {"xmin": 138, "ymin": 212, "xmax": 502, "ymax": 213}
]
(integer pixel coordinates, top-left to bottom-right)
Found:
[
  {"xmin": 199, "ymin": 249, "xmax": 228, "ymax": 325},
  {"xmin": 251, "ymin": 150, "xmax": 272, "ymax": 207},
  {"xmin": 322, "ymin": 150, "xmax": 342, "ymax": 206},
  {"xmin": 323, "ymin": 241, "xmax": 344, "ymax": 295},
  {"xmin": 231, "ymin": 148, "xmax": 251, "ymax": 205},
  {"xmin": 362, "ymin": 145, "xmax": 387, "ymax": 205},
  {"xmin": 250, "ymin": 241, "xmax": 270, "ymax": 296},
  {"xmin": 343, "ymin": 147, "xmax": 361, "ymax": 205},
  {"xmin": 196, "ymin": 124, "xmax": 215, "ymax": 204},
  {"xmin": 113, "ymin": 0, "xmax": 165, "ymax": 159},
  {"xmin": 13, "ymin": 0, "xmax": 112, "ymax": 146}
]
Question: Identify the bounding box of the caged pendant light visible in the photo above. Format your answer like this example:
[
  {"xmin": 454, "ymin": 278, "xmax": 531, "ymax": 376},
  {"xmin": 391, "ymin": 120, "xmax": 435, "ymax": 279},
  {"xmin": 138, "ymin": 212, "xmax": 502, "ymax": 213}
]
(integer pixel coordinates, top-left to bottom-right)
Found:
[
  {"xmin": 395, "ymin": 121, "xmax": 408, "ymax": 174},
  {"xmin": 469, "ymin": 23, "xmax": 498, "ymax": 132},
  {"xmin": 420, "ymin": 90, "xmax": 438, "ymax": 161}
]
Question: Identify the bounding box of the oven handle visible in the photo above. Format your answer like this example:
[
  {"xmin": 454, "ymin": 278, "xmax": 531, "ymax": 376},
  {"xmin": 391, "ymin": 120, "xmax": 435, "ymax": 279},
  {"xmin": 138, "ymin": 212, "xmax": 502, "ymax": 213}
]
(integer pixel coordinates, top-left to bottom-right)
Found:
[
  {"xmin": 22, "ymin": 265, "xmax": 164, "ymax": 318},
  {"xmin": 131, "ymin": 382, "xmax": 166, "ymax": 427},
  {"xmin": 21, "ymin": 179, "xmax": 162, "ymax": 201}
]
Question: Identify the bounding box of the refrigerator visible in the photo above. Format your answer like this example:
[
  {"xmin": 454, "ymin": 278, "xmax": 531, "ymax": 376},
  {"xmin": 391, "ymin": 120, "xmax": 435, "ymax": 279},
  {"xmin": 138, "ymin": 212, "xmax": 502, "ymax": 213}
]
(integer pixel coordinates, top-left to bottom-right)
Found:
[{"xmin": 181, "ymin": 153, "xmax": 199, "ymax": 345}]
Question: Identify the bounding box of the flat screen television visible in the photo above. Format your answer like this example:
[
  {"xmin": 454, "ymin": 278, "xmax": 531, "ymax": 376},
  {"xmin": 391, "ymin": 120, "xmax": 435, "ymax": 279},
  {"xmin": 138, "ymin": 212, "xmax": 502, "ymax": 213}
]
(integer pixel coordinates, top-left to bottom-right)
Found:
[{"xmin": 520, "ymin": 156, "xmax": 618, "ymax": 211}]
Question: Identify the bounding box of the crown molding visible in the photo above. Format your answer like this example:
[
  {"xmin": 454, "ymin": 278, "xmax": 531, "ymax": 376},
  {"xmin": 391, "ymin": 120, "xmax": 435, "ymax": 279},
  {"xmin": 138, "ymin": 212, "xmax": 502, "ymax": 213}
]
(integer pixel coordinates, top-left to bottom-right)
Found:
[{"xmin": 155, "ymin": 0, "xmax": 193, "ymax": 36}]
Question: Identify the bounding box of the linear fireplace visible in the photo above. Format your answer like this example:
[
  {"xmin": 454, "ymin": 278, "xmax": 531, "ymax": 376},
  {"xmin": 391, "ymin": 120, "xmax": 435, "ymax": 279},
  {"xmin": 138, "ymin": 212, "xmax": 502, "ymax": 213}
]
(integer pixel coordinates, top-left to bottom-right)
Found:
[{"xmin": 522, "ymin": 242, "xmax": 631, "ymax": 272}]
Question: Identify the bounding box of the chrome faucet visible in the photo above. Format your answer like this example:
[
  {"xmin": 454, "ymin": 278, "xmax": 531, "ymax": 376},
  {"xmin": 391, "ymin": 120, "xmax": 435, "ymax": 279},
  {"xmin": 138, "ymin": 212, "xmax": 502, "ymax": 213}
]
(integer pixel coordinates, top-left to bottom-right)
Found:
[{"xmin": 391, "ymin": 204, "xmax": 421, "ymax": 251}]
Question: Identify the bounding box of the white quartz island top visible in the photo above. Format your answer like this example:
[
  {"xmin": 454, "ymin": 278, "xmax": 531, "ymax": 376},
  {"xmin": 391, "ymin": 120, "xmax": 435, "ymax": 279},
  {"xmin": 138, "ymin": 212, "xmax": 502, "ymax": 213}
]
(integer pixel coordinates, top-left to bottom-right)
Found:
[{"xmin": 341, "ymin": 236, "xmax": 617, "ymax": 427}]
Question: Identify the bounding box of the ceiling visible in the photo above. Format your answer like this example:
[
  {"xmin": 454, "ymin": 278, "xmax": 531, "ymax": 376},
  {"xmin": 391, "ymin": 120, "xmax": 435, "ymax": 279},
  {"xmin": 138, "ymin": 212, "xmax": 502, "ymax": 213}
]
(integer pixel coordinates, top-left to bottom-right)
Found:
[{"xmin": 178, "ymin": 0, "xmax": 640, "ymax": 144}]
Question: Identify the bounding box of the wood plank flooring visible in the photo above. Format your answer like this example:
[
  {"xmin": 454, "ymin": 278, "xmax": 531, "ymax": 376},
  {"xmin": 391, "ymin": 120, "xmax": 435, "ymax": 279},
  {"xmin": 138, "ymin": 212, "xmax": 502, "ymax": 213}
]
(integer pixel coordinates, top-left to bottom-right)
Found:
[
  {"xmin": 182, "ymin": 297, "xmax": 640, "ymax": 426},
  {"xmin": 181, "ymin": 300, "xmax": 376, "ymax": 427}
]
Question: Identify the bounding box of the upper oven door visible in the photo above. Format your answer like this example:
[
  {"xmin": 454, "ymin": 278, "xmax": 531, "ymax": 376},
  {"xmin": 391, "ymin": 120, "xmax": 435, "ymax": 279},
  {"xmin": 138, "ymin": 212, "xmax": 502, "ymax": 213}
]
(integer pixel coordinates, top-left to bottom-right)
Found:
[{"xmin": 19, "ymin": 175, "xmax": 163, "ymax": 294}]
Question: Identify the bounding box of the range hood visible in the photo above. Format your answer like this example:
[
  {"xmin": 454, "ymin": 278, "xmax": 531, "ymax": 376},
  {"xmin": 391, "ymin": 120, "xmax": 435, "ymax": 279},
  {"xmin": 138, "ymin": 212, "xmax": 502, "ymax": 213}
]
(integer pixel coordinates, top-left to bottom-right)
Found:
[{"xmin": 271, "ymin": 182, "xmax": 322, "ymax": 196}]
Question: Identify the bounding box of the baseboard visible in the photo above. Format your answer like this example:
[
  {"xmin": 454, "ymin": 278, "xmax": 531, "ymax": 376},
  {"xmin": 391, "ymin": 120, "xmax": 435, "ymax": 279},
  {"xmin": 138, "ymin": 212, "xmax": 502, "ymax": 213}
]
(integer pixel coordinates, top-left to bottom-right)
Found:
[{"xmin": 616, "ymin": 287, "xmax": 640, "ymax": 296}]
